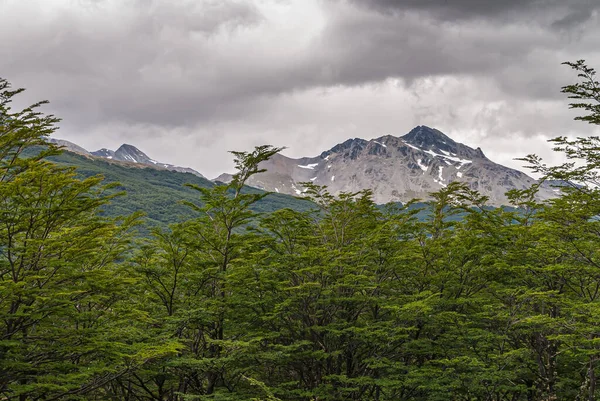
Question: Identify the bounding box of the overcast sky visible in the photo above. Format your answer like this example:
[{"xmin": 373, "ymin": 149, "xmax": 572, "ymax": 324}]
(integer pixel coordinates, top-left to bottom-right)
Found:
[{"xmin": 2, "ymin": 0, "xmax": 599, "ymax": 178}]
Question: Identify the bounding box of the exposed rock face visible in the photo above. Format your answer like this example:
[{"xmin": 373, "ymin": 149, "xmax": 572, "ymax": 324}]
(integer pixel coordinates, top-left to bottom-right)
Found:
[
  {"xmin": 92, "ymin": 144, "xmax": 205, "ymax": 178},
  {"xmin": 50, "ymin": 139, "xmax": 205, "ymax": 178},
  {"xmin": 91, "ymin": 148, "xmax": 115, "ymax": 158},
  {"xmin": 49, "ymin": 139, "xmax": 91, "ymax": 156},
  {"xmin": 215, "ymin": 126, "xmax": 555, "ymax": 206},
  {"xmin": 113, "ymin": 144, "xmax": 155, "ymax": 164}
]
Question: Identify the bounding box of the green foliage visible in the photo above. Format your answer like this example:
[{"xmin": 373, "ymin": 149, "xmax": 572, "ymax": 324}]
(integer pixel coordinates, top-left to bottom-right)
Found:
[
  {"xmin": 0, "ymin": 78, "xmax": 176, "ymax": 400},
  {"xmin": 4, "ymin": 60, "xmax": 600, "ymax": 400},
  {"xmin": 561, "ymin": 60, "xmax": 600, "ymax": 125}
]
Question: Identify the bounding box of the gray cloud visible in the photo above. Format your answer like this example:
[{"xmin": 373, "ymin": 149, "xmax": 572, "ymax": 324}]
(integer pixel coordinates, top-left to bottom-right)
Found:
[
  {"xmin": 1, "ymin": 0, "xmax": 599, "ymax": 178},
  {"xmin": 348, "ymin": 0, "xmax": 600, "ymax": 25},
  {"xmin": 1, "ymin": 0, "xmax": 265, "ymax": 125},
  {"xmin": 3, "ymin": 0, "xmax": 598, "ymax": 127}
]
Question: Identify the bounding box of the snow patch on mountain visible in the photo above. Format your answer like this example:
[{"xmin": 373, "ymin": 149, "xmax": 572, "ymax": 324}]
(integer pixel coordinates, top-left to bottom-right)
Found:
[{"xmin": 298, "ymin": 163, "xmax": 319, "ymax": 170}]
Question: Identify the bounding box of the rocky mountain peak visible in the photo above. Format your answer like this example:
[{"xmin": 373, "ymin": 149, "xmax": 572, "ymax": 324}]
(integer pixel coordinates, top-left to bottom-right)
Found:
[
  {"xmin": 49, "ymin": 138, "xmax": 204, "ymax": 178},
  {"xmin": 114, "ymin": 144, "xmax": 153, "ymax": 164},
  {"xmin": 215, "ymin": 125, "xmax": 556, "ymax": 206},
  {"xmin": 89, "ymin": 144, "xmax": 205, "ymax": 177},
  {"xmin": 400, "ymin": 126, "xmax": 486, "ymax": 160},
  {"xmin": 323, "ymin": 137, "xmax": 369, "ymax": 161},
  {"xmin": 91, "ymin": 148, "xmax": 115, "ymax": 158},
  {"xmin": 49, "ymin": 139, "xmax": 90, "ymax": 155},
  {"xmin": 401, "ymin": 125, "xmax": 458, "ymax": 154}
]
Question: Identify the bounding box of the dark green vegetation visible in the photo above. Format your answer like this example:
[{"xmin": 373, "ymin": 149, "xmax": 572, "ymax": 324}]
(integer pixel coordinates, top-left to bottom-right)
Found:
[{"xmin": 1, "ymin": 60, "xmax": 600, "ymax": 400}]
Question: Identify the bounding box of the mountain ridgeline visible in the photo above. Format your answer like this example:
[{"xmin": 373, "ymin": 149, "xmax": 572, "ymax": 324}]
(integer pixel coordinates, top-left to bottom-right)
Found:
[
  {"xmin": 50, "ymin": 138, "xmax": 205, "ymax": 177},
  {"xmin": 45, "ymin": 144, "xmax": 314, "ymax": 228},
  {"xmin": 216, "ymin": 126, "xmax": 556, "ymax": 206},
  {"xmin": 53, "ymin": 125, "xmax": 557, "ymax": 207}
]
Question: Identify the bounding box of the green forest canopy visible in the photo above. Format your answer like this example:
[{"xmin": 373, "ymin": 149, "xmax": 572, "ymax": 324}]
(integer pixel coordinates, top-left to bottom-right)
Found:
[{"xmin": 1, "ymin": 60, "xmax": 600, "ymax": 400}]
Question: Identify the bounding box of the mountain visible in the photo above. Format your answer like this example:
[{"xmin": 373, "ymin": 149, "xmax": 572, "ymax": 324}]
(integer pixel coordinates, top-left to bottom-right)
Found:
[
  {"xmin": 111, "ymin": 144, "xmax": 155, "ymax": 164},
  {"xmin": 49, "ymin": 138, "xmax": 91, "ymax": 155},
  {"xmin": 215, "ymin": 126, "xmax": 556, "ymax": 206},
  {"xmin": 91, "ymin": 148, "xmax": 115, "ymax": 158},
  {"xmin": 91, "ymin": 144, "xmax": 206, "ymax": 178},
  {"xmin": 46, "ymin": 151, "xmax": 314, "ymax": 230},
  {"xmin": 48, "ymin": 139, "xmax": 205, "ymax": 178}
]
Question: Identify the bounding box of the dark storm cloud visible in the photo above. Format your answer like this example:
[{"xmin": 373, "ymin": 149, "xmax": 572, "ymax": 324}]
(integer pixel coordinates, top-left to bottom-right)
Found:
[
  {"xmin": 551, "ymin": 8, "xmax": 594, "ymax": 30},
  {"xmin": 312, "ymin": 12, "xmax": 526, "ymax": 84},
  {"xmin": 315, "ymin": 0, "xmax": 600, "ymax": 98},
  {"xmin": 348, "ymin": 0, "xmax": 600, "ymax": 25}
]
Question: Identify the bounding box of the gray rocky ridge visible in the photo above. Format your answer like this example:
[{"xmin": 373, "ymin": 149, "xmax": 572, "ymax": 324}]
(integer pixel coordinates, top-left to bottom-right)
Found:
[
  {"xmin": 93, "ymin": 144, "xmax": 205, "ymax": 178},
  {"xmin": 50, "ymin": 139, "xmax": 205, "ymax": 178},
  {"xmin": 215, "ymin": 126, "xmax": 556, "ymax": 206},
  {"xmin": 91, "ymin": 148, "xmax": 115, "ymax": 158},
  {"xmin": 49, "ymin": 138, "xmax": 91, "ymax": 156}
]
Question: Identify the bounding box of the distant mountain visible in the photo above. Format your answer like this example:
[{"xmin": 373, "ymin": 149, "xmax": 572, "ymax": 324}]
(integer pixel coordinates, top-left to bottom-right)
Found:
[
  {"xmin": 92, "ymin": 144, "xmax": 205, "ymax": 178},
  {"xmin": 49, "ymin": 139, "xmax": 91, "ymax": 156},
  {"xmin": 91, "ymin": 148, "xmax": 115, "ymax": 158},
  {"xmin": 46, "ymin": 151, "xmax": 314, "ymax": 230},
  {"xmin": 50, "ymin": 139, "xmax": 205, "ymax": 178},
  {"xmin": 51, "ymin": 127, "xmax": 558, "ymax": 207},
  {"xmin": 215, "ymin": 126, "xmax": 556, "ymax": 206},
  {"xmin": 111, "ymin": 144, "xmax": 155, "ymax": 164}
]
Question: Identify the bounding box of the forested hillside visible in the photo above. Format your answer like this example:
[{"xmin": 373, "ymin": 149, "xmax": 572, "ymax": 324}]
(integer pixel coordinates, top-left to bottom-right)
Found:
[
  {"xmin": 46, "ymin": 151, "xmax": 315, "ymax": 228},
  {"xmin": 1, "ymin": 60, "xmax": 600, "ymax": 401}
]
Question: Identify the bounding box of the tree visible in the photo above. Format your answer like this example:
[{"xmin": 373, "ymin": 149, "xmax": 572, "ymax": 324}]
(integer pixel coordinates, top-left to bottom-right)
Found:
[
  {"xmin": 516, "ymin": 60, "xmax": 600, "ymax": 400},
  {"xmin": 561, "ymin": 60, "xmax": 600, "ymax": 126},
  {"xmin": 128, "ymin": 145, "xmax": 285, "ymax": 400},
  {"xmin": 0, "ymin": 78, "xmax": 175, "ymax": 400}
]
